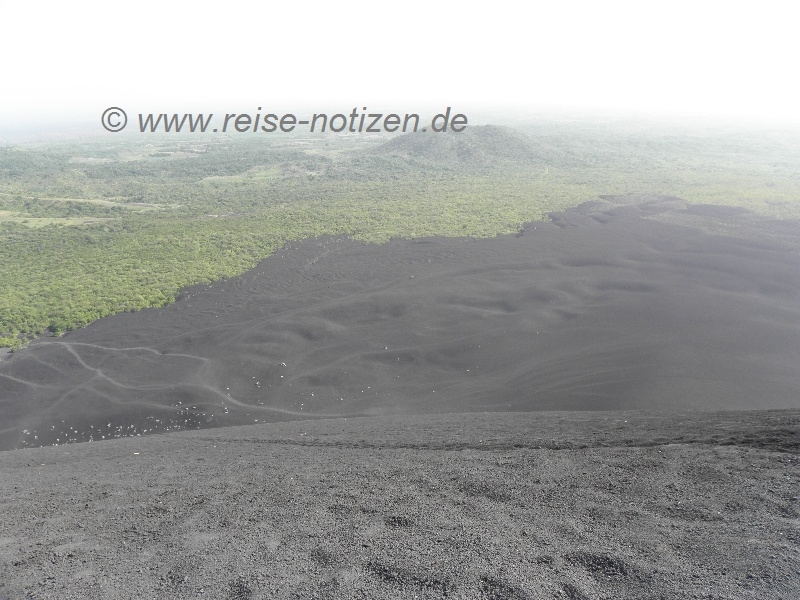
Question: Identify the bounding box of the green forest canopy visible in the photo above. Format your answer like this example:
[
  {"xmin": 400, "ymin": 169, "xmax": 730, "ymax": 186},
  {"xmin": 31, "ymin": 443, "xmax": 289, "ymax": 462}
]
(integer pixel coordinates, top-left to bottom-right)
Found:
[{"xmin": 2, "ymin": 119, "xmax": 800, "ymax": 348}]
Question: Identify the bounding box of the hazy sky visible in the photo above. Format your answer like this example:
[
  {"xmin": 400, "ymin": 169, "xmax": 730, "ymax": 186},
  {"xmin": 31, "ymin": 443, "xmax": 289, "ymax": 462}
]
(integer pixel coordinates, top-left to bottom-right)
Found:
[{"xmin": 2, "ymin": 1, "xmax": 799, "ymax": 129}]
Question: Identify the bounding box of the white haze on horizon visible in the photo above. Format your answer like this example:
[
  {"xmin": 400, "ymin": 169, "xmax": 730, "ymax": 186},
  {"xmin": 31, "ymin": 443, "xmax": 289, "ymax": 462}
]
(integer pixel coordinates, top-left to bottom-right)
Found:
[{"xmin": 2, "ymin": 0, "xmax": 799, "ymax": 133}]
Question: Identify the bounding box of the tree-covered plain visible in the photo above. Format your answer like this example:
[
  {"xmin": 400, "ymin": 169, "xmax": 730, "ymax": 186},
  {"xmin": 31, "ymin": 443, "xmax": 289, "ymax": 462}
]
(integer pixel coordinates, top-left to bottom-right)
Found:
[{"xmin": 2, "ymin": 120, "xmax": 799, "ymax": 348}]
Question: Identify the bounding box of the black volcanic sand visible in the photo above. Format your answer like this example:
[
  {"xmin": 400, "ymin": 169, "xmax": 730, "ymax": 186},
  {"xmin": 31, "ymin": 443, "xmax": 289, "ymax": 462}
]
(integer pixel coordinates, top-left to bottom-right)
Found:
[
  {"xmin": 1, "ymin": 194, "xmax": 800, "ymax": 451},
  {"xmin": 1, "ymin": 411, "xmax": 798, "ymax": 599}
]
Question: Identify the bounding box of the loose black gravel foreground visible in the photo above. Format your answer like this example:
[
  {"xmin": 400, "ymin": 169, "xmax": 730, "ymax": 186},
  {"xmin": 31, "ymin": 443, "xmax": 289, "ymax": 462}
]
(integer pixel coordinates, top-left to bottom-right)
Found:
[{"xmin": 1, "ymin": 411, "xmax": 798, "ymax": 599}]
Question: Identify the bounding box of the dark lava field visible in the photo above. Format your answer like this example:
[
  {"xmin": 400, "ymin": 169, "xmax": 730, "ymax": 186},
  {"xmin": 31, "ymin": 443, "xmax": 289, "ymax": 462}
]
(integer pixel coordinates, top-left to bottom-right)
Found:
[{"xmin": 2, "ymin": 195, "xmax": 799, "ymax": 451}]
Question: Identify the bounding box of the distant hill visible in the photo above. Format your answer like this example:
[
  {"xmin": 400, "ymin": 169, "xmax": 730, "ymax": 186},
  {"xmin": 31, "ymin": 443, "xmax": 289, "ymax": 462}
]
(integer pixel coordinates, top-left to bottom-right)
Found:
[{"xmin": 373, "ymin": 124, "xmax": 544, "ymax": 170}]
